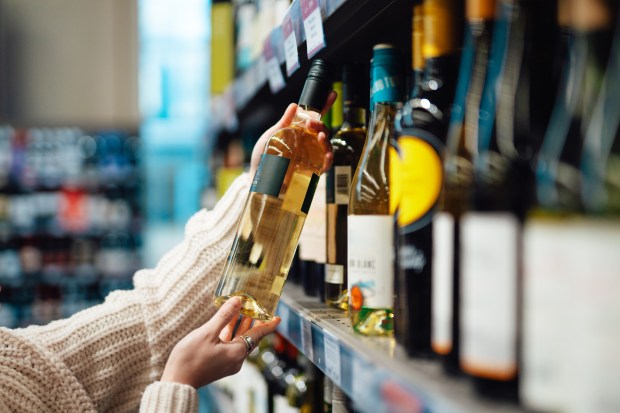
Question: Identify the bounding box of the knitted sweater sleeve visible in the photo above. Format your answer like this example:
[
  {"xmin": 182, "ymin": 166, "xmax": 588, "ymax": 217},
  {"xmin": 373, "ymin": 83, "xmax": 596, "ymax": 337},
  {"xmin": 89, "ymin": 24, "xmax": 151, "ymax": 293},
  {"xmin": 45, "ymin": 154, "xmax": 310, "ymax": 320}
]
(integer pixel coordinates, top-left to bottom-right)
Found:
[{"xmin": 13, "ymin": 173, "xmax": 251, "ymax": 412}]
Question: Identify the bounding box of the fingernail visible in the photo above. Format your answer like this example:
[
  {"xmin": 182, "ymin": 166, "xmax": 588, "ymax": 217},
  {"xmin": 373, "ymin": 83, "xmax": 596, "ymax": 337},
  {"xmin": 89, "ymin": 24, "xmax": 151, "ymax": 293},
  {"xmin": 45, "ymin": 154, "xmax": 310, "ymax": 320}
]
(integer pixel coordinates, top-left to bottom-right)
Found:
[{"xmin": 230, "ymin": 297, "xmax": 242, "ymax": 307}]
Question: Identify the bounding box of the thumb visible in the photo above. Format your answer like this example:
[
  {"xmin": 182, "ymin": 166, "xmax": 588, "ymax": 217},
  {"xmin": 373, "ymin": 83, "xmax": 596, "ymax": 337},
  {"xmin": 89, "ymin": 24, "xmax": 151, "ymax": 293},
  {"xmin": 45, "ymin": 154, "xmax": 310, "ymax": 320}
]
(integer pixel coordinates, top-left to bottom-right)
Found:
[
  {"xmin": 263, "ymin": 103, "xmax": 298, "ymax": 139},
  {"xmin": 205, "ymin": 297, "xmax": 243, "ymax": 335}
]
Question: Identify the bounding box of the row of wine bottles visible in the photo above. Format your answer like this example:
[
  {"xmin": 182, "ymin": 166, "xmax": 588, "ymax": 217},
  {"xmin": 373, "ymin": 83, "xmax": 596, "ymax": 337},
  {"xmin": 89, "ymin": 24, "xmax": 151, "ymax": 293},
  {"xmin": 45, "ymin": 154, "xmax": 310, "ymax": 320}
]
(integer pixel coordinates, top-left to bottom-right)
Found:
[
  {"xmin": 213, "ymin": 0, "xmax": 618, "ymax": 409},
  {"xmin": 215, "ymin": 331, "xmax": 355, "ymax": 413},
  {"xmin": 0, "ymin": 126, "xmax": 142, "ymax": 329},
  {"xmin": 0, "ymin": 126, "xmax": 140, "ymax": 192},
  {"xmin": 283, "ymin": 0, "xmax": 619, "ymax": 410}
]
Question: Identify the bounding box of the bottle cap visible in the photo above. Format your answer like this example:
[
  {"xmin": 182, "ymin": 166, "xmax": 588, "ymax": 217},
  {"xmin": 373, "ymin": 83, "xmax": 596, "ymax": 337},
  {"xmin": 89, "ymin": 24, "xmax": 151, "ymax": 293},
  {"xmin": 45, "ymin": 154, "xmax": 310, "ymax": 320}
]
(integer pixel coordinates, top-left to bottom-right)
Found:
[
  {"xmin": 298, "ymin": 58, "xmax": 333, "ymax": 112},
  {"xmin": 370, "ymin": 44, "xmax": 402, "ymax": 106}
]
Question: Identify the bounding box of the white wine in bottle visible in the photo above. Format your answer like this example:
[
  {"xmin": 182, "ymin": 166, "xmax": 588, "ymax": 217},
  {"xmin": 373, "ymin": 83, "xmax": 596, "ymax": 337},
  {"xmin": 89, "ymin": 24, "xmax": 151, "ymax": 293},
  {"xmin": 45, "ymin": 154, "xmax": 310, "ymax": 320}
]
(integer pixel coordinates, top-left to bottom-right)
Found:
[
  {"xmin": 214, "ymin": 59, "xmax": 332, "ymax": 320},
  {"xmin": 348, "ymin": 44, "xmax": 401, "ymax": 336}
]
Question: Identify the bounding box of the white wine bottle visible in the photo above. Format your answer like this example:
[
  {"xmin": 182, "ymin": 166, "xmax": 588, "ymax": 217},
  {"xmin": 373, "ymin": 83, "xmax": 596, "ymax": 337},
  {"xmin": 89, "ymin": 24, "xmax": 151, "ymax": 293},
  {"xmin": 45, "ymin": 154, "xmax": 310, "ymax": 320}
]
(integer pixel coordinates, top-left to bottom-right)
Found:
[
  {"xmin": 348, "ymin": 44, "xmax": 401, "ymax": 336},
  {"xmin": 214, "ymin": 59, "xmax": 332, "ymax": 320}
]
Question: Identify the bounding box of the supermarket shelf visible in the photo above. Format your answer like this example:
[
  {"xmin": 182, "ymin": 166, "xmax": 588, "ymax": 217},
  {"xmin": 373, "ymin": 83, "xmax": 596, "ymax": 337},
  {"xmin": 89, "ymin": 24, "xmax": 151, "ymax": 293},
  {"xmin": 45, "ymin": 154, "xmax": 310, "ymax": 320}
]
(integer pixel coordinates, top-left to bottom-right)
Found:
[
  {"xmin": 215, "ymin": 0, "xmax": 412, "ymax": 137},
  {"xmin": 276, "ymin": 284, "xmax": 524, "ymax": 413}
]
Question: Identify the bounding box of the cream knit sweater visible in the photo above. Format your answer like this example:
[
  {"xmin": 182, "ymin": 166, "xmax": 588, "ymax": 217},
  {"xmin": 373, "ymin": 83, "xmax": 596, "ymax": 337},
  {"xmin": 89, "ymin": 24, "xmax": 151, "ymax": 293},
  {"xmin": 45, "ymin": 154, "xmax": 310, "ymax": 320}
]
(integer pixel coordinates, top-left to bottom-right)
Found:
[{"xmin": 0, "ymin": 173, "xmax": 251, "ymax": 413}]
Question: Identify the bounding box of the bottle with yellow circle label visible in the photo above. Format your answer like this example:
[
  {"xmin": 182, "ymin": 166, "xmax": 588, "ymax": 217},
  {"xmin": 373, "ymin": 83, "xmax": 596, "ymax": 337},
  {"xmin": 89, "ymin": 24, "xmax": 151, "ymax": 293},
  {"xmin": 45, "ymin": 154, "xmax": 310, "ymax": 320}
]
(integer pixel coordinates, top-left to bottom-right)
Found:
[{"xmin": 393, "ymin": 0, "xmax": 463, "ymax": 357}]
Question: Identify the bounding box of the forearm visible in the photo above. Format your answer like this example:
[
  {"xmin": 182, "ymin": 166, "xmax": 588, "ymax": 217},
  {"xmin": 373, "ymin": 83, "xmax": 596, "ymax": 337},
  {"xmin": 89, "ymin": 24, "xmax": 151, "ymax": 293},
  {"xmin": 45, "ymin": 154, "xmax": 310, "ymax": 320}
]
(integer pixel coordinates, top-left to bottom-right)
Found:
[{"xmin": 15, "ymin": 173, "xmax": 250, "ymax": 412}]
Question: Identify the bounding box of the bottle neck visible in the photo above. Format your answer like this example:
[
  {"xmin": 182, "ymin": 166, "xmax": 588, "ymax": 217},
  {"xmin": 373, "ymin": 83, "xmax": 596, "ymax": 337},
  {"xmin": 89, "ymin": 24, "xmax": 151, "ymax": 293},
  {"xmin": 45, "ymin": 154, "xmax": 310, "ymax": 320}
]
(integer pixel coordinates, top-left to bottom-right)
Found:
[
  {"xmin": 341, "ymin": 105, "xmax": 367, "ymax": 128},
  {"xmin": 293, "ymin": 105, "xmax": 322, "ymax": 124}
]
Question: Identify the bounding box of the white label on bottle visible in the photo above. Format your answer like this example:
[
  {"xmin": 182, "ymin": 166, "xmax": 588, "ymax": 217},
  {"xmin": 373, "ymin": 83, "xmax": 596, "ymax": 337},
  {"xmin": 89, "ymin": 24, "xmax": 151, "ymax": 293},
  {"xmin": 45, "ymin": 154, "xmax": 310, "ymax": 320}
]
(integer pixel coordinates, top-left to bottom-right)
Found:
[
  {"xmin": 522, "ymin": 217, "xmax": 572, "ymax": 412},
  {"xmin": 348, "ymin": 215, "xmax": 394, "ymax": 308},
  {"xmin": 300, "ymin": 317, "xmax": 314, "ymax": 361},
  {"xmin": 570, "ymin": 220, "xmax": 620, "ymax": 413},
  {"xmin": 431, "ymin": 212, "xmax": 454, "ymax": 355},
  {"xmin": 299, "ymin": 174, "xmax": 326, "ymax": 262},
  {"xmin": 324, "ymin": 331, "xmax": 342, "ymax": 386},
  {"xmin": 460, "ymin": 212, "xmax": 518, "ymax": 379},
  {"xmin": 282, "ymin": 12, "xmax": 300, "ymax": 76},
  {"xmin": 325, "ymin": 263, "xmax": 344, "ymax": 284},
  {"xmin": 300, "ymin": 0, "xmax": 326, "ymax": 58},
  {"xmin": 334, "ymin": 166, "xmax": 352, "ymax": 205},
  {"xmin": 523, "ymin": 218, "xmax": 620, "ymax": 413},
  {"xmin": 274, "ymin": 395, "xmax": 300, "ymax": 413}
]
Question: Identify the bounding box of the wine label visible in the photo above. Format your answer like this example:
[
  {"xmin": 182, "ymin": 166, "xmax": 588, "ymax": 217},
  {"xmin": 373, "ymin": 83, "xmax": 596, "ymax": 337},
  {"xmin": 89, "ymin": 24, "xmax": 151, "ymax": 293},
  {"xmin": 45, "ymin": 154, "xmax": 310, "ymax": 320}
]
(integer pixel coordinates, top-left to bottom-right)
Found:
[
  {"xmin": 523, "ymin": 217, "xmax": 620, "ymax": 412},
  {"xmin": 431, "ymin": 212, "xmax": 454, "ymax": 355},
  {"xmin": 348, "ymin": 215, "xmax": 394, "ymax": 309},
  {"xmin": 325, "ymin": 263, "xmax": 344, "ymax": 284},
  {"xmin": 370, "ymin": 69, "xmax": 400, "ymax": 107},
  {"xmin": 299, "ymin": 174, "xmax": 326, "ymax": 262},
  {"xmin": 460, "ymin": 212, "xmax": 519, "ymax": 380},
  {"xmin": 327, "ymin": 165, "xmax": 352, "ymax": 205},
  {"xmin": 393, "ymin": 130, "xmax": 443, "ymax": 232},
  {"xmin": 522, "ymin": 217, "xmax": 573, "ymax": 412},
  {"xmin": 251, "ymin": 154, "xmax": 290, "ymax": 197}
]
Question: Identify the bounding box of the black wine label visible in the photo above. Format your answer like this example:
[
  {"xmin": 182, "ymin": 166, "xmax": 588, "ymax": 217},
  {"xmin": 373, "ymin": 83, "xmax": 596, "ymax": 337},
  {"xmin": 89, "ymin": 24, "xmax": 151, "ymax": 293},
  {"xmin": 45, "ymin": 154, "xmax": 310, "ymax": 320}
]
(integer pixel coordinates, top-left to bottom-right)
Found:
[
  {"xmin": 301, "ymin": 173, "xmax": 320, "ymax": 214},
  {"xmin": 251, "ymin": 154, "xmax": 290, "ymax": 197}
]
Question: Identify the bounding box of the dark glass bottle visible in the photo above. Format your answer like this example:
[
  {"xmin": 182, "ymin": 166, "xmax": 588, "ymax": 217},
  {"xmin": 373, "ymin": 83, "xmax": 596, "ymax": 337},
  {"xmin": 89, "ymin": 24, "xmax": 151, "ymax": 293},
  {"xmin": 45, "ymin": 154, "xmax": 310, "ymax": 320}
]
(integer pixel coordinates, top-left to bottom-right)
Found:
[
  {"xmin": 394, "ymin": 1, "xmax": 426, "ymax": 348},
  {"xmin": 431, "ymin": 0, "xmax": 493, "ymax": 373},
  {"xmin": 325, "ymin": 65, "xmax": 368, "ymax": 309},
  {"xmin": 522, "ymin": 0, "xmax": 616, "ymax": 410},
  {"xmin": 461, "ymin": 0, "xmax": 560, "ymax": 401},
  {"xmin": 394, "ymin": 0, "xmax": 463, "ymax": 357}
]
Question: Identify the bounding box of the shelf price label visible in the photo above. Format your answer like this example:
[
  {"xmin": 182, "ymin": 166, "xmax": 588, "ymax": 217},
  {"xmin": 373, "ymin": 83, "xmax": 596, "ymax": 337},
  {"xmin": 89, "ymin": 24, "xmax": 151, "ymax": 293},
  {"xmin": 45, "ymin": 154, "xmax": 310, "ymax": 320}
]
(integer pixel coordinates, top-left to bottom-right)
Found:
[
  {"xmin": 300, "ymin": 0, "xmax": 326, "ymax": 58},
  {"xmin": 282, "ymin": 12, "xmax": 300, "ymax": 77},
  {"xmin": 352, "ymin": 356, "xmax": 376, "ymax": 408},
  {"xmin": 300, "ymin": 317, "xmax": 314, "ymax": 361},
  {"xmin": 276, "ymin": 303, "xmax": 291, "ymax": 338},
  {"xmin": 324, "ymin": 331, "xmax": 342, "ymax": 386},
  {"xmin": 263, "ymin": 34, "xmax": 286, "ymax": 94}
]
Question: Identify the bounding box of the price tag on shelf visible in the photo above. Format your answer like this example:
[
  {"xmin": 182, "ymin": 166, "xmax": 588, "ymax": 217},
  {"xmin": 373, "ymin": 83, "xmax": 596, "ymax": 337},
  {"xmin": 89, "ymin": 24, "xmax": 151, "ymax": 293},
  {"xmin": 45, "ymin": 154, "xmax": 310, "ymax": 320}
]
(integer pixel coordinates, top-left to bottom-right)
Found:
[
  {"xmin": 282, "ymin": 12, "xmax": 300, "ymax": 76},
  {"xmin": 277, "ymin": 304, "xmax": 290, "ymax": 337},
  {"xmin": 300, "ymin": 317, "xmax": 314, "ymax": 361},
  {"xmin": 300, "ymin": 0, "xmax": 326, "ymax": 58},
  {"xmin": 352, "ymin": 356, "xmax": 375, "ymax": 407},
  {"xmin": 263, "ymin": 36, "xmax": 285, "ymax": 94},
  {"xmin": 324, "ymin": 331, "xmax": 342, "ymax": 386}
]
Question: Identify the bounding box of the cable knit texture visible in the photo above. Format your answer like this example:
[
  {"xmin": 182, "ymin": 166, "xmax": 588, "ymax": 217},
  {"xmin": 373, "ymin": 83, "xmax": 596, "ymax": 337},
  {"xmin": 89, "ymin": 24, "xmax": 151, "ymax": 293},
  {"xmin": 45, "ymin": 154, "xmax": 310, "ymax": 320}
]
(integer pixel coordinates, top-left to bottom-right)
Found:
[
  {"xmin": 0, "ymin": 173, "xmax": 250, "ymax": 413},
  {"xmin": 139, "ymin": 382, "xmax": 198, "ymax": 413}
]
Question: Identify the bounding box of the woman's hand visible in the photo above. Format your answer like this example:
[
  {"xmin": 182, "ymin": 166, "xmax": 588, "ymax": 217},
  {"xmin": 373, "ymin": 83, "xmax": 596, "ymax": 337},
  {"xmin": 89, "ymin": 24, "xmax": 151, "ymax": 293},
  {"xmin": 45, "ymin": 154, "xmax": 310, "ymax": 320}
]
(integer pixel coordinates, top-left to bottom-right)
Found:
[
  {"xmin": 161, "ymin": 297, "xmax": 280, "ymax": 389},
  {"xmin": 249, "ymin": 91, "xmax": 338, "ymax": 177}
]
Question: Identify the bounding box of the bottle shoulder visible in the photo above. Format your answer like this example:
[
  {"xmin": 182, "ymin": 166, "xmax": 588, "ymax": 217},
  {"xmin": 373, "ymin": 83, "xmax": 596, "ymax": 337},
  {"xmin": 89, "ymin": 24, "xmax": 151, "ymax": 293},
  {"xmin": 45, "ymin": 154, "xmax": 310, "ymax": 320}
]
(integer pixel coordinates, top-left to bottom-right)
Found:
[{"xmin": 266, "ymin": 124, "xmax": 326, "ymax": 173}]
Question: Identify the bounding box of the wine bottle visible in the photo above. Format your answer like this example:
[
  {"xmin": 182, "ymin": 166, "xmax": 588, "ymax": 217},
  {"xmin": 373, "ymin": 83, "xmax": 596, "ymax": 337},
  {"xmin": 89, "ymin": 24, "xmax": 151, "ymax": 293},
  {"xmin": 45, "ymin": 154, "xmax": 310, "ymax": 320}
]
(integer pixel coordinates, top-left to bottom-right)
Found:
[
  {"xmin": 215, "ymin": 59, "xmax": 332, "ymax": 320},
  {"xmin": 348, "ymin": 44, "xmax": 401, "ymax": 336},
  {"xmin": 394, "ymin": 0, "xmax": 463, "ymax": 356},
  {"xmin": 461, "ymin": 0, "xmax": 560, "ymax": 400},
  {"xmin": 394, "ymin": 1, "xmax": 426, "ymax": 351},
  {"xmin": 522, "ymin": 0, "xmax": 616, "ymax": 410},
  {"xmin": 568, "ymin": 9, "xmax": 620, "ymax": 409},
  {"xmin": 325, "ymin": 66, "xmax": 368, "ymax": 309},
  {"xmin": 437, "ymin": 0, "xmax": 496, "ymax": 373}
]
